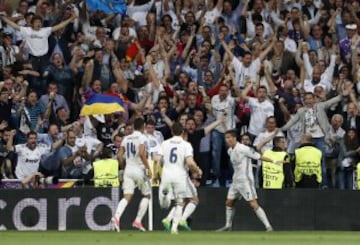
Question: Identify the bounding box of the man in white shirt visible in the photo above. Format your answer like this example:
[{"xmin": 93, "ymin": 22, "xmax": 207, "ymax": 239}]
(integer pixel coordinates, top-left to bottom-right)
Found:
[
  {"xmin": 1, "ymin": 11, "xmax": 77, "ymax": 72},
  {"xmin": 217, "ymin": 130, "xmax": 274, "ymax": 232},
  {"xmin": 113, "ymin": 118, "xmax": 152, "ymax": 232},
  {"xmin": 156, "ymin": 122, "xmax": 202, "ymax": 235},
  {"xmin": 303, "ymin": 49, "xmax": 337, "ymax": 91},
  {"xmin": 210, "ymin": 84, "xmax": 237, "ymax": 187},
  {"xmin": 241, "ymin": 85, "xmax": 275, "ymax": 140},
  {"xmin": 6, "ymin": 131, "xmax": 63, "ymax": 181},
  {"xmin": 219, "ymin": 33, "xmax": 275, "ymax": 88}
]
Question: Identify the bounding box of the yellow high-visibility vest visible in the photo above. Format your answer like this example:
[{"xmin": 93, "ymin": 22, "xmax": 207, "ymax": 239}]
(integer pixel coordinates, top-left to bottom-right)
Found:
[
  {"xmin": 93, "ymin": 159, "xmax": 119, "ymax": 187},
  {"xmin": 294, "ymin": 146, "xmax": 322, "ymax": 183},
  {"xmin": 262, "ymin": 150, "xmax": 287, "ymax": 189}
]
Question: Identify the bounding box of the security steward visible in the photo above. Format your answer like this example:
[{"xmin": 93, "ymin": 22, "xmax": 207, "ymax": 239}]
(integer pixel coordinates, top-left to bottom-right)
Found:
[
  {"xmin": 93, "ymin": 148, "xmax": 120, "ymax": 187},
  {"xmin": 261, "ymin": 136, "xmax": 293, "ymax": 189},
  {"xmin": 294, "ymin": 134, "xmax": 322, "ymax": 188}
]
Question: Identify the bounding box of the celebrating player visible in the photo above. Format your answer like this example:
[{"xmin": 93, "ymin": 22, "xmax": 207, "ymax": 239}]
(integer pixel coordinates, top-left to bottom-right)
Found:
[
  {"xmin": 156, "ymin": 122, "xmax": 202, "ymax": 234},
  {"xmin": 112, "ymin": 118, "xmax": 152, "ymax": 232},
  {"xmin": 217, "ymin": 130, "xmax": 276, "ymax": 232}
]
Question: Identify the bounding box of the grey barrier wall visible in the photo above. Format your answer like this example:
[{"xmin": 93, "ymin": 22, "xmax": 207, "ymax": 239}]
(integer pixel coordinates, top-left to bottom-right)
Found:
[{"xmin": 0, "ymin": 188, "xmax": 359, "ymax": 231}]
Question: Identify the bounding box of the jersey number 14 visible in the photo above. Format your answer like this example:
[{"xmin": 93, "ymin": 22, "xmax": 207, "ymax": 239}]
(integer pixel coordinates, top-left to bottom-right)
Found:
[{"xmin": 127, "ymin": 142, "xmax": 136, "ymax": 158}]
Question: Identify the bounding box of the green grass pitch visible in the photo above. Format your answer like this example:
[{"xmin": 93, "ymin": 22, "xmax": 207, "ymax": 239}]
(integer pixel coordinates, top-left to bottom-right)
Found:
[{"xmin": 1, "ymin": 231, "xmax": 360, "ymax": 245}]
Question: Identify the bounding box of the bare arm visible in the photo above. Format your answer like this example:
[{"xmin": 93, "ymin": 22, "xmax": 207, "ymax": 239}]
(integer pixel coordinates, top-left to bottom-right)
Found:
[
  {"xmin": 6, "ymin": 131, "xmax": 15, "ymax": 151},
  {"xmin": 51, "ymin": 136, "xmax": 66, "ymax": 151},
  {"xmin": 278, "ymin": 98, "xmax": 291, "ymax": 122},
  {"xmin": 1, "ymin": 15, "xmax": 21, "ymax": 31},
  {"xmin": 264, "ymin": 62, "xmax": 277, "ymax": 96},
  {"xmin": 139, "ymin": 144, "xmax": 151, "ymax": 177},
  {"xmin": 81, "ymin": 60, "xmax": 94, "ymax": 91},
  {"xmin": 255, "ymin": 129, "xmax": 279, "ymax": 153},
  {"xmin": 219, "ymin": 36, "xmax": 234, "ymax": 60},
  {"xmin": 51, "ymin": 12, "xmax": 77, "ymax": 33},
  {"xmin": 181, "ymin": 30, "xmax": 196, "ymax": 60},
  {"xmin": 92, "ymin": 143, "xmax": 104, "ymax": 160},
  {"xmin": 43, "ymin": 99, "xmax": 53, "ymax": 122},
  {"xmin": 258, "ymin": 36, "xmax": 276, "ymax": 61},
  {"xmin": 61, "ymin": 150, "xmax": 80, "ymax": 166},
  {"xmin": 204, "ymin": 113, "xmax": 226, "ymax": 135},
  {"xmin": 240, "ymin": 83, "xmax": 252, "ymax": 101},
  {"xmin": 185, "ymin": 156, "xmax": 202, "ymax": 177},
  {"xmin": 160, "ymin": 108, "xmax": 174, "ymax": 127},
  {"xmin": 216, "ymin": 0, "xmax": 224, "ymax": 11},
  {"xmin": 117, "ymin": 147, "xmax": 126, "ymax": 169}
]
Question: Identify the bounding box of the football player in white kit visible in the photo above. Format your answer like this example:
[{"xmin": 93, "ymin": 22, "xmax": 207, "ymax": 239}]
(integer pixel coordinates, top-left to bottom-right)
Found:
[
  {"xmin": 160, "ymin": 162, "xmax": 199, "ymax": 232},
  {"xmin": 112, "ymin": 118, "xmax": 152, "ymax": 232},
  {"xmin": 156, "ymin": 122, "xmax": 202, "ymax": 234},
  {"xmin": 217, "ymin": 130, "xmax": 279, "ymax": 232}
]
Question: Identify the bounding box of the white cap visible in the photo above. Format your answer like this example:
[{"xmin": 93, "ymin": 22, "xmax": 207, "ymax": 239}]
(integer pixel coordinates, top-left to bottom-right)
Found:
[{"xmin": 345, "ymin": 24, "xmax": 357, "ymax": 30}]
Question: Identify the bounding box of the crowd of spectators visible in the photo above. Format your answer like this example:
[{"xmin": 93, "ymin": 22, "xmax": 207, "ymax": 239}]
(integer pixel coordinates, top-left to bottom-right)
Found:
[{"xmin": 0, "ymin": 0, "xmax": 359, "ymax": 189}]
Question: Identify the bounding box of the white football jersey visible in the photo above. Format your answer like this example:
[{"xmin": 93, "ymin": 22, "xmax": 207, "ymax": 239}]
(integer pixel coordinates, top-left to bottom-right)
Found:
[
  {"xmin": 15, "ymin": 143, "xmax": 50, "ymax": 179},
  {"xmin": 121, "ymin": 130, "xmax": 148, "ymax": 169},
  {"xmin": 228, "ymin": 142, "xmax": 260, "ymax": 183},
  {"xmin": 158, "ymin": 136, "xmax": 193, "ymax": 179}
]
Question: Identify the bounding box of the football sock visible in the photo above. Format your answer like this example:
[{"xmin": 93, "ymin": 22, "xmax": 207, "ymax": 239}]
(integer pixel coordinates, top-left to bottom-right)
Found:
[
  {"xmin": 255, "ymin": 206, "xmax": 271, "ymax": 228},
  {"xmin": 181, "ymin": 202, "xmax": 197, "ymax": 221},
  {"xmin": 134, "ymin": 198, "xmax": 149, "ymax": 223},
  {"xmin": 115, "ymin": 198, "xmax": 128, "ymax": 220},
  {"xmin": 166, "ymin": 207, "xmax": 175, "ymax": 221},
  {"xmin": 225, "ymin": 206, "xmax": 235, "ymax": 227},
  {"xmin": 171, "ymin": 204, "xmax": 183, "ymax": 232}
]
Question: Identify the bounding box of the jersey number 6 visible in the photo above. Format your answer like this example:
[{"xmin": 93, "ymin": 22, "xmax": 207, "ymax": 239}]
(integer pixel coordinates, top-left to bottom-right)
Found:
[{"xmin": 169, "ymin": 147, "xmax": 178, "ymax": 163}]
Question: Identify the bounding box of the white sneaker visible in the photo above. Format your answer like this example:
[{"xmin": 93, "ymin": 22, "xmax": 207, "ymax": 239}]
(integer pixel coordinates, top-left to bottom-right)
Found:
[
  {"xmin": 171, "ymin": 230, "xmax": 179, "ymax": 235},
  {"xmin": 111, "ymin": 217, "xmax": 120, "ymax": 232},
  {"xmin": 132, "ymin": 221, "xmax": 146, "ymax": 232},
  {"xmin": 266, "ymin": 226, "xmax": 274, "ymax": 232},
  {"xmin": 216, "ymin": 225, "xmax": 232, "ymax": 232}
]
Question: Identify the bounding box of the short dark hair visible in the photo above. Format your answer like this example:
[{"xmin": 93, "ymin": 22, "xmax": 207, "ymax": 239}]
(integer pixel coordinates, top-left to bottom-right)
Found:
[
  {"xmin": 172, "ymin": 122, "xmax": 184, "ymax": 136},
  {"xmin": 255, "ymin": 22, "xmax": 264, "ymax": 28},
  {"xmin": 114, "ymin": 132, "xmax": 124, "ymax": 138},
  {"xmin": 157, "ymin": 96, "xmax": 169, "ymax": 105},
  {"xmin": 243, "ymin": 51, "xmax": 252, "ymax": 57},
  {"xmin": 257, "ymin": 85, "xmax": 268, "ymax": 92},
  {"xmin": 273, "ymin": 136, "xmax": 285, "ymax": 146},
  {"xmin": 26, "ymin": 131, "xmax": 37, "ymax": 138},
  {"xmin": 100, "ymin": 147, "xmax": 113, "ymax": 159},
  {"xmin": 304, "ymin": 92, "xmax": 314, "ymax": 98},
  {"xmin": 146, "ymin": 119, "xmax": 156, "ymax": 126},
  {"xmin": 185, "ymin": 117, "xmax": 196, "ymax": 124},
  {"xmin": 31, "ymin": 15, "xmax": 43, "ymax": 24},
  {"xmin": 133, "ymin": 118, "xmax": 145, "ymax": 130},
  {"xmin": 225, "ymin": 129, "xmax": 237, "ymax": 138}
]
